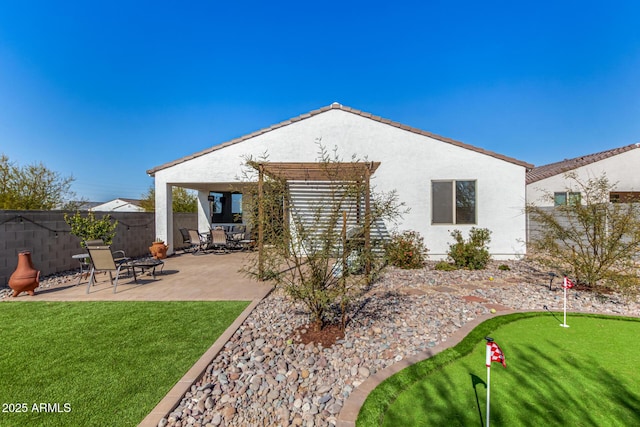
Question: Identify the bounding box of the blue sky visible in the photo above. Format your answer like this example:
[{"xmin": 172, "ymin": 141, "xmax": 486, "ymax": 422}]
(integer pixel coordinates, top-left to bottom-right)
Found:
[{"xmin": 1, "ymin": 1, "xmax": 639, "ymax": 202}]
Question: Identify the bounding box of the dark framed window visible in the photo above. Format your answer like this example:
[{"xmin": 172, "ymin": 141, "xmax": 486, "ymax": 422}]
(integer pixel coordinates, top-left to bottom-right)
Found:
[
  {"xmin": 432, "ymin": 180, "xmax": 476, "ymax": 224},
  {"xmin": 209, "ymin": 191, "xmax": 243, "ymax": 223}
]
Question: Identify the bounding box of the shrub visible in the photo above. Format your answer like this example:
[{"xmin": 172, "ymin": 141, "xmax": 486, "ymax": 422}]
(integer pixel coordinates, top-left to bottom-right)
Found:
[
  {"xmin": 64, "ymin": 211, "xmax": 118, "ymax": 247},
  {"xmin": 434, "ymin": 261, "xmax": 457, "ymax": 271},
  {"xmin": 385, "ymin": 231, "xmax": 428, "ymax": 269},
  {"xmin": 498, "ymin": 264, "xmax": 511, "ymax": 271},
  {"xmin": 447, "ymin": 228, "xmax": 491, "ymax": 270}
]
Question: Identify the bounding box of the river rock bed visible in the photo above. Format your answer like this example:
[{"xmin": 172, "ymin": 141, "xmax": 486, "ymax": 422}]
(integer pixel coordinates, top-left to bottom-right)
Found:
[{"xmin": 159, "ymin": 261, "xmax": 639, "ymax": 427}]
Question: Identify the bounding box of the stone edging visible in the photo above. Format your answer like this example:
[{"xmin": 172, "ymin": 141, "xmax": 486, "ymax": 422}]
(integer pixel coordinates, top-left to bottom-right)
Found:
[{"xmin": 138, "ymin": 295, "xmax": 270, "ymax": 427}]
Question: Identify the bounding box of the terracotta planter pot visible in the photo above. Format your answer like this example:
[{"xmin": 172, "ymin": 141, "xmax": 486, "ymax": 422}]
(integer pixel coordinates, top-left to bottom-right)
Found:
[
  {"xmin": 8, "ymin": 251, "xmax": 40, "ymax": 297},
  {"xmin": 149, "ymin": 241, "xmax": 168, "ymax": 259}
]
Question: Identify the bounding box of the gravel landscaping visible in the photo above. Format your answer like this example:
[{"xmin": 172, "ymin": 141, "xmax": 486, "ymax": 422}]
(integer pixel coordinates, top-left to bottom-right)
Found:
[{"xmin": 156, "ymin": 261, "xmax": 639, "ymax": 427}]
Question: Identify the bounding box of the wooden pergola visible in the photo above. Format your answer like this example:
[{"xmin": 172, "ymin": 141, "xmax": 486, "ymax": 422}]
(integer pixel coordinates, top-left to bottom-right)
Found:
[{"xmin": 254, "ymin": 161, "xmax": 380, "ymax": 279}]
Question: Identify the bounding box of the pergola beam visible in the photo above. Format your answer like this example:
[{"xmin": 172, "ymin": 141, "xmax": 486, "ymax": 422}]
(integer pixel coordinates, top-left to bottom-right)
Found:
[{"xmin": 257, "ymin": 162, "xmax": 380, "ymax": 182}]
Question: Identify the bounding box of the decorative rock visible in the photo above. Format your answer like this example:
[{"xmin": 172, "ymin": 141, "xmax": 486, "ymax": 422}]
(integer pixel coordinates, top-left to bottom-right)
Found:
[
  {"xmin": 327, "ymin": 403, "xmax": 342, "ymax": 415},
  {"xmin": 210, "ymin": 413, "xmax": 221, "ymax": 426},
  {"xmin": 267, "ymin": 389, "xmax": 280, "ymax": 402},
  {"xmin": 196, "ymin": 398, "xmax": 206, "ymax": 413},
  {"xmin": 221, "ymin": 406, "xmax": 235, "ymax": 421},
  {"xmin": 358, "ymin": 367, "xmax": 370, "ymax": 378},
  {"xmin": 318, "ymin": 394, "xmax": 332, "ymax": 405}
]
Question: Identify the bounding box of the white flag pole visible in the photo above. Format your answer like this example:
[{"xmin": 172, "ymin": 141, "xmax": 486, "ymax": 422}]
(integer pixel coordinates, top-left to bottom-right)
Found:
[
  {"xmin": 560, "ymin": 277, "xmax": 570, "ymax": 328},
  {"xmin": 485, "ymin": 338, "xmax": 492, "ymax": 427}
]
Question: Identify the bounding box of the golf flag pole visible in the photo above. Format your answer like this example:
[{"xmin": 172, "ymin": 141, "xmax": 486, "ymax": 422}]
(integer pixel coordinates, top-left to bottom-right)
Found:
[
  {"xmin": 485, "ymin": 338, "xmax": 492, "ymax": 427},
  {"xmin": 561, "ymin": 276, "xmax": 574, "ymax": 328},
  {"xmin": 485, "ymin": 337, "xmax": 506, "ymax": 427}
]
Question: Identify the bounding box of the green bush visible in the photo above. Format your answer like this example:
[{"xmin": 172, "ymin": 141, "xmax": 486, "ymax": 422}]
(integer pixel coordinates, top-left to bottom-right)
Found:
[
  {"xmin": 385, "ymin": 231, "xmax": 428, "ymax": 269},
  {"xmin": 447, "ymin": 227, "xmax": 491, "ymax": 270},
  {"xmin": 498, "ymin": 264, "xmax": 511, "ymax": 271},
  {"xmin": 434, "ymin": 261, "xmax": 457, "ymax": 271},
  {"xmin": 65, "ymin": 211, "xmax": 118, "ymax": 247}
]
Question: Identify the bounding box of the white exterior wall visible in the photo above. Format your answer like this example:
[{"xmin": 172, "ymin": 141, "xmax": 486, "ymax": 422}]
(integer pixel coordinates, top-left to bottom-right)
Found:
[
  {"xmin": 154, "ymin": 109, "xmax": 527, "ymax": 258},
  {"xmin": 527, "ymin": 149, "xmax": 640, "ymax": 207}
]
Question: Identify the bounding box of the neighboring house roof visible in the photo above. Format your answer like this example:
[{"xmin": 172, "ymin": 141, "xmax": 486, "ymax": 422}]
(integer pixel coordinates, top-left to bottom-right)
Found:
[
  {"xmin": 117, "ymin": 198, "xmax": 143, "ymax": 206},
  {"xmin": 526, "ymin": 143, "xmax": 640, "ymax": 185},
  {"xmin": 147, "ymin": 103, "xmax": 533, "ymax": 175},
  {"xmin": 91, "ymin": 198, "xmax": 144, "ymax": 211},
  {"xmin": 75, "ymin": 201, "xmax": 103, "ymax": 211}
]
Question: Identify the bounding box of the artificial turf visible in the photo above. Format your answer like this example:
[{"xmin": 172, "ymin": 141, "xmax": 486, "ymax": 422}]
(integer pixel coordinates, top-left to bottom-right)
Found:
[
  {"xmin": 0, "ymin": 301, "xmax": 249, "ymax": 427},
  {"xmin": 358, "ymin": 313, "xmax": 640, "ymax": 426}
]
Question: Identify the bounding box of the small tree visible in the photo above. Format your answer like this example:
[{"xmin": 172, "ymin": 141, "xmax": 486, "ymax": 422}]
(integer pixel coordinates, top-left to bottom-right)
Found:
[
  {"xmin": 140, "ymin": 185, "xmax": 197, "ymax": 212},
  {"xmin": 527, "ymin": 172, "xmax": 640, "ymax": 290},
  {"xmin": 242, "ymin": 143, "xmax": 406, "ymax": 331},
  {"xmin": 447, "ymin": 227, "xmax": 492, "ymax": 269},
  {"xmin": 0, "ymin": 154, "xmax": 81, "ymax": 210},
  {"xmin": 65, "ymin": 211, "xmax": 118, "ymax": 247}
]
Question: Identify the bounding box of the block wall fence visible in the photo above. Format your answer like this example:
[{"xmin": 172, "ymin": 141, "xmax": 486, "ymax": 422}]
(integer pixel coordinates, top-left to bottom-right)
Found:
[{"xmin": 0, "ymin": 210, "xmax": 197, "ymax": 287}]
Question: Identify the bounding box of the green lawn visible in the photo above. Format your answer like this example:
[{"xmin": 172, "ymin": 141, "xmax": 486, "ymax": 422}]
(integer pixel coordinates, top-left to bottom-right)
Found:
[
  {"xmin": 0, "ymin": 301, "xmax": 249, "ymax": 427},
  {"xmin": 358, "ymin": 313, "xmax": 640, "ymax": 426}
]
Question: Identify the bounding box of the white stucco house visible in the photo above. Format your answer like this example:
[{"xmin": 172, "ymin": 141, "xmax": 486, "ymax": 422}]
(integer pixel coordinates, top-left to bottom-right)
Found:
[
  {"xmin": 526, "ymin": 143, "xmax": 640, "ymax": 207},
  {"xmin": 147, "ymin": 103, "xmax": 533, "ymax": 259},
  {"xmin": 91, "ymin": 198, "xmax": 145, "ymax": 212}
]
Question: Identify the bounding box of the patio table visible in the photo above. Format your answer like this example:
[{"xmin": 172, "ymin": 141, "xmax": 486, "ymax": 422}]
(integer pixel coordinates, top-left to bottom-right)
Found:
[
  {"xmin": 72, "ymin": 253, "xmax": 90, "ymax": 285},
  {"xmin": 128, "ymin": 258, "xmax": 164, "ymax": 279}
]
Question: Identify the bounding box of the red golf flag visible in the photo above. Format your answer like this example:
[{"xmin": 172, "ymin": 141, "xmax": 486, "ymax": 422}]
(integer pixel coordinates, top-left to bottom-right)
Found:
[
  {"xmin": 563, "ymin": 276, "xmax": 575, "ymax": 289},
  {"xmin": 486, "ymin": 341, "xmax": 506, "ymax": 368}
]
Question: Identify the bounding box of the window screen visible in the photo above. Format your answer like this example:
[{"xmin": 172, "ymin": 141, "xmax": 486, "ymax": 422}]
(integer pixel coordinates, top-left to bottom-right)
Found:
[{"xmin": 432, "ymin": 180, "xmax": 476, "ymax": 224}]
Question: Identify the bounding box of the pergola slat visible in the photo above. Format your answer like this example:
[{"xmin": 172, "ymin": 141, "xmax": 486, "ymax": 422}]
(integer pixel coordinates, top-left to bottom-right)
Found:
[{"xmin": 255, "ymin": 161, "xmax": 379, "ymax": 279}]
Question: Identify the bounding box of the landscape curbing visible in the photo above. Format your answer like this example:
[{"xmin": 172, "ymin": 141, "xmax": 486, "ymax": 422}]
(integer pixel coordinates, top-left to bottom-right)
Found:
[{"xmin": 138, "ymin": 294, "xmax": 272, "ymax": 427}]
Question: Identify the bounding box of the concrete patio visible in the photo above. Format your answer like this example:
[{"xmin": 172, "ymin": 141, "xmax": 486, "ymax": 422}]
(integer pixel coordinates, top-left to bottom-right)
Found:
[{"xmin": 6, "ymin": 251, "xmax": 272, "ymax": 302}]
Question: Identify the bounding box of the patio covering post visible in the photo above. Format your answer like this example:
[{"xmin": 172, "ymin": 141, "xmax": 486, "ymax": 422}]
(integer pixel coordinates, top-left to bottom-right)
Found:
[
  {"xmin": 364, "ymin": 164, "xmax": 372, "ymax": 277},
  {"xmin": 258, "ymin": 165, "xmax": 265, "ymax": 280}
]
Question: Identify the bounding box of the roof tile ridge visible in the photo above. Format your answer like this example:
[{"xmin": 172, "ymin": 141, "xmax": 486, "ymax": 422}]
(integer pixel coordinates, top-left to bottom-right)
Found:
[{"xmin": 526, "ymin": 143, "xmax": 640, "ymax": 184}]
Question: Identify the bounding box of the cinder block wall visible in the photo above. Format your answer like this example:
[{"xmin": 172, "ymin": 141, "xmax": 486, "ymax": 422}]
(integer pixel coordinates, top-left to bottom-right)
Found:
[{"xmin": 0, "ymin": 211, "xmax": 196, "ymax": 287}]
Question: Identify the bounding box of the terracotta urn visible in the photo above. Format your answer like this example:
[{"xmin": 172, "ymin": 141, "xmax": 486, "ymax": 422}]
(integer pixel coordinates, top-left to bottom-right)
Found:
[
  {"xmin": 8, "ymin": 251, "xmax": 40, "ymax": 297},
  {"xmin": 149, "ymin": 241, "xmax": 168, "ymax": 259}
]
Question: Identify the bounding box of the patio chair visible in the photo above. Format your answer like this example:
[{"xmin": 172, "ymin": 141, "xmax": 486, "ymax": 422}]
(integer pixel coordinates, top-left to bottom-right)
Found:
[
  {"xmin": 84, "ymin": 239, "xmax": 127, "ymax": 261},
  {"xmin": 187, "ymin": 229, "xmax": 209, "ymax": 254},
  {"xmin": 85, "ymin": 243, "xmax": 134, "ymax": 294},
  {"xmin": 179, "ymin": 228, "xmax": 193, "ymax": 252},
  {"xmin": 209, "ymin": 228, "xmax": 230, "ymax": 254}
]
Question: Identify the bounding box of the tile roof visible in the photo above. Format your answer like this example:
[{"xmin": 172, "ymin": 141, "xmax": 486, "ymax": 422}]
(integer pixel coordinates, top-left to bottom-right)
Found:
[
  {"xmin": 146, "ymin": 103, "xmax": 533, "ymax": 175},
  {"xmin": 526, "ymin": 143, "xmax": 640, "ymax": 184}
]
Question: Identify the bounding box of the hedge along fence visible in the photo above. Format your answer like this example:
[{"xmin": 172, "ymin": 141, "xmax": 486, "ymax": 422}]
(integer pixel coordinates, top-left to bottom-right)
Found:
[{"xmin": 0, "ymin": 210, "xmax": 197, "ymax": 287}]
